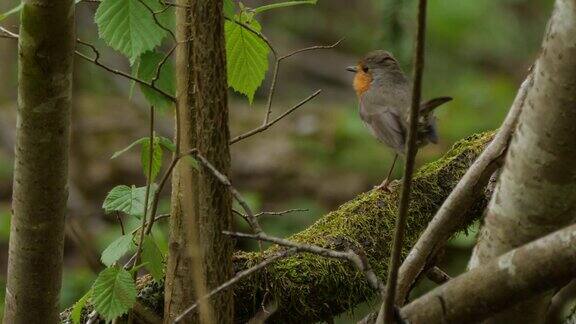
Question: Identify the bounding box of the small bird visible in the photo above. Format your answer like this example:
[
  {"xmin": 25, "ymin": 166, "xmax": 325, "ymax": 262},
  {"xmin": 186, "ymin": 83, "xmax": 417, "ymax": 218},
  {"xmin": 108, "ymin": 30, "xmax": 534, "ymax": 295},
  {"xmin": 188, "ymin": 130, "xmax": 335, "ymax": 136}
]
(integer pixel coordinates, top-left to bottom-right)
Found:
[{"xmin": 347, "ymin": 50, "xmax": 452, "ymax": 190}]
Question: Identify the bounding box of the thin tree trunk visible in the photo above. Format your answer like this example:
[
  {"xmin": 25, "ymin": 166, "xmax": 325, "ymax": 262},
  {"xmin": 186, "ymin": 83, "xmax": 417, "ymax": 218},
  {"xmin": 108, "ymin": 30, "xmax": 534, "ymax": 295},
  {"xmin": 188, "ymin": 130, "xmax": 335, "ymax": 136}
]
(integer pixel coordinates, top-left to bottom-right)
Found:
[
  {"xmin": 164, "ymin": 0, "xmax": 233, "ymax": 323},
  {"xmin": 3, "ymin": 0, "xmax": 75, "ymax": 322},
  {"xmin": 468, "ymin": 0, "xmax": 576, "ymax": 322}
]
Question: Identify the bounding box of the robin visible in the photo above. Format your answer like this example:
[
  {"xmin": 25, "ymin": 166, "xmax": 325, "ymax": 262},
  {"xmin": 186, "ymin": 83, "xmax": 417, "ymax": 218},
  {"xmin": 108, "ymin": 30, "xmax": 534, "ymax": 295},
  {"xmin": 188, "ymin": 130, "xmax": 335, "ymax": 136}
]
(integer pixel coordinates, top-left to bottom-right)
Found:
[{"xmin": 347, "ymin": 50, "xmax": 452, "ymax": 190}]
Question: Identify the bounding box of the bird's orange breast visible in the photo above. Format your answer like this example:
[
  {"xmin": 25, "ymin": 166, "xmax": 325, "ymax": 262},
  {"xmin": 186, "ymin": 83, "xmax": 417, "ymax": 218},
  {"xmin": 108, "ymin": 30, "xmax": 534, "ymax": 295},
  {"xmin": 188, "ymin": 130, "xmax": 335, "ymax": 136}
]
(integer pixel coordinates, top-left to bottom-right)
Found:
[{"xmin": 353, "ymin": 68, "xmax": 372, "ymax": 96}]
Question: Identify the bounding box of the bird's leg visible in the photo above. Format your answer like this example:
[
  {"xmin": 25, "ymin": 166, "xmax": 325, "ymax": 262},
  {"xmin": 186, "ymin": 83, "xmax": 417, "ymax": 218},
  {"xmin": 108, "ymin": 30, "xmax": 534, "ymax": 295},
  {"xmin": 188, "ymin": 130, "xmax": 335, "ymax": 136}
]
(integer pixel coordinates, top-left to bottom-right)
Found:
[{"xmin": 376, "ymin": 153, "xmax": 398, "ymax": 191}]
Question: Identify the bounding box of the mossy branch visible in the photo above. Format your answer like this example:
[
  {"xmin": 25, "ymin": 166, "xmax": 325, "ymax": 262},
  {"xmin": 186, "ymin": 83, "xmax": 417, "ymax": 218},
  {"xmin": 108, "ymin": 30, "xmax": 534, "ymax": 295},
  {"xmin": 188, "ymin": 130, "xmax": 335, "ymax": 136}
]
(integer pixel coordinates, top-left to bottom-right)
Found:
[{"xmin": 62, "ymin": 131, "xmax": 494, "ymax": 323}]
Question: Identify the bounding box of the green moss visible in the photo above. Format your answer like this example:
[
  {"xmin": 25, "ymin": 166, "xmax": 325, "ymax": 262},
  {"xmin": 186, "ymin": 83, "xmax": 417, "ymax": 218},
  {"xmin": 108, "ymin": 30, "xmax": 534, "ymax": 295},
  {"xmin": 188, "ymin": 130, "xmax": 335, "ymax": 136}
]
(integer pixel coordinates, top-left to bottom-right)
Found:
[
  {"xmin": 232, "ymin": 131, "xmax": 494, "ymax": 323},
  {"xmin": 61, "ymin": 131, "xmax": 495, "ymax": 323}
]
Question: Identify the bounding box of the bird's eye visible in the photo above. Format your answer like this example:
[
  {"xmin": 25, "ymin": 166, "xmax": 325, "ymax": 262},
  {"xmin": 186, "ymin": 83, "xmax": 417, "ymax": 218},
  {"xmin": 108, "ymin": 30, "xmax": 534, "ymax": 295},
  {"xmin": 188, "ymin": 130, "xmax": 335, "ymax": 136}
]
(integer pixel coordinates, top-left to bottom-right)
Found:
[{"xmin": 362, "ymin": 66, "xmax": 369, "ymax": 73}]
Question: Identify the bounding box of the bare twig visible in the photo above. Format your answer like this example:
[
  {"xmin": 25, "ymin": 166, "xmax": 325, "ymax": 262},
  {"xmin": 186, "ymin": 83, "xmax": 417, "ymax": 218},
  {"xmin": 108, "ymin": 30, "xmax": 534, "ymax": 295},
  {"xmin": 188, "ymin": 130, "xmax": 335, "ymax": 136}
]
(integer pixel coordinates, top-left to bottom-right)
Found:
[
  {"xmin": 379, "ymin": 0, "xmax": 428, "ymax": 322},
  {"xmin": 152, "ymin": 44, "xmax": 177, "ymax": 87},
  {"xmin": 173, "ymin": 248, "xmax": 297, "ymax": 323},
  {"xmin": 192, "ymin": 152, "xmax": 262, "ymax": 234},
  {"xmin": 223, "ymin": 16, "xmax": 277, "ymax": 57},
  {"xmin": 0, "ymin": 26, "xmax": 18, "ymax": 39},
  {"xmin": 137, "ymin": 0, "xmax": 176, "ymax": 40},
  {"xmin": 224, "ymin": 231, "xmax": 385, "ymax": 292},
  {"xmin": 400, "ymin": 223, "xmax": 576, "ymax": 323},
  {"xmin": 426, "ymin": 266, "xmax": 451, "ymax": 285},
  {"xmin": 395, "ymin": 72, "xmax": 534, "ymax": 305},
  {"xmin": 263, "ymin": 39, "xmax": 342, "ymax": 124},
  {"xmin": 75, "ymin": 40, "xmax": 176, "ymax": 102},
  {"xmin": 131, "ymin": 106, "xmax": 156, "ymax": 273},
  {"xmin": 230, "ymin": 89, "xmax": 321, "ymax": 144}
]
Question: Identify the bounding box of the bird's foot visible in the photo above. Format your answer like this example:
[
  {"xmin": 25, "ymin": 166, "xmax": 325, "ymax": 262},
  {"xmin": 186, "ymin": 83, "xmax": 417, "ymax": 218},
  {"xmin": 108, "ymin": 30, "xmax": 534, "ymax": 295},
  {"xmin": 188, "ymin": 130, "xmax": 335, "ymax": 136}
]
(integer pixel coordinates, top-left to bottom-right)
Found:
[{"xmin": 374, "ymin": 178, "xmax": 392, "ymax": 192}]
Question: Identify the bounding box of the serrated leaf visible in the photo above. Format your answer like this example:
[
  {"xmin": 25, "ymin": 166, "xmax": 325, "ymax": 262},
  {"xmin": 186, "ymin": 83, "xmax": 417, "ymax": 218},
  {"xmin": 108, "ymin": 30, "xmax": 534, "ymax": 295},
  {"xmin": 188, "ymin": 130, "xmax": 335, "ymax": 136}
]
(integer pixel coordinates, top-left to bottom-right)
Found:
[
  {"xmin": 141, "ymin": 137, "xmax": 163, "ymax": 181},
  {"xmin": 225, "ymin": 17, "xmax": 270, "ymax": 103},
  {"xmin": 136, "ymin": 51, "xmax": 175, "ymax": 110},
  {"xmin": 223, "ymin": 0, "xmax": 235, "ymax": 18},
  {"xmin": 95, "ymin": 0, "xmax": 168, "ymax": 63},
  {"xmin": 157, "ymin": 136, "xmax": 176, "ymax": 152},
  {"xmin": 71, "ymin": 289, "xmax": 92, "ymax": 324},
  {"xmin": 92, "ymin": 266, "xmax": 137, "ymax": 322},
  {"xmin": 111, "ymin": 138, "xmax": 147, "ymax": 159},
  {"xmin": 70, "ymin": 288, "xmax": 92, "ymax": 324},
  {"xmin": 253, "ymin": 0, "xmax": 317, "ymax": 14},
  {"xmin": 142, "ymin": 235, "xmax": 164, "ymax": 281},
  {"xmin": 103, "ymin": 184, "xmax": 158, "ymax": 217},
  {"xmin": 101, "ymin": 234, "xmax": 135, "ymax": 266}
]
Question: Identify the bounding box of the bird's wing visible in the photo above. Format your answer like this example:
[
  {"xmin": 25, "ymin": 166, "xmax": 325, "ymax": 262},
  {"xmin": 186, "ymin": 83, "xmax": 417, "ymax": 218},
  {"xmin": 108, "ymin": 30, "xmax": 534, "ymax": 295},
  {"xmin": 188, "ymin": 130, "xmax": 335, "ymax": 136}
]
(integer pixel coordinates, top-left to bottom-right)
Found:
[{"xmin": 361, "ymin": 108, "xmax": 406, "ymax": 153}]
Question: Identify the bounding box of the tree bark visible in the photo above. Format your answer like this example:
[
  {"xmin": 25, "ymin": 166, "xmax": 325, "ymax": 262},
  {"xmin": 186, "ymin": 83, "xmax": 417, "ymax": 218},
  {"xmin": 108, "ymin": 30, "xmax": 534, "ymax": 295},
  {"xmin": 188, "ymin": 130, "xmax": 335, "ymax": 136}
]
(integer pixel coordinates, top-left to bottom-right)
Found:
[
  {"xmin": 468, "ymin": 0, "xmax": 576, "ymax": 322},
  {"xmin": 3, "ymin": 0, "xmax": 75, "ymax": 323},
  {"xmin": 400, "ymin": 223, "xmax": 576, "ymax": 324},
  {"xmin": 163, "ymin": 1, "xmax": 234, "ymax": 323}
]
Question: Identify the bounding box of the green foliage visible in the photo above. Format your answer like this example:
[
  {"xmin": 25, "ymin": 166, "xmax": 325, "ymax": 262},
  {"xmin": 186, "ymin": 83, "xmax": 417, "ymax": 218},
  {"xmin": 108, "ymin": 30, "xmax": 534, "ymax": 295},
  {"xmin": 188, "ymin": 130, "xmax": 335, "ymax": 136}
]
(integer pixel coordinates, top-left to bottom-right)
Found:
[
  {"xmin": 225, "ymin": 15, "xmax": 270, "ymax": 104},
  {"xmin": 111, "ymin": 138, "xmax": 147, "ymax": 159},
  {"xmin": 142, "ymin": 235, "xmax": 164, "ymax": 281},
  {"xmin": 252, "ymin": 0, "xmax": 317, "ymax": 14},
  {"xmin": 101, "ymin": 234, "xmax": 135, "ymax": 266},
  {"xmin": 92, "ymin": 266, "xmax": 137, "ymax": 322},
  {"xmin": 112, "ymin": 135, "xmax": 173, "ymax": 180},
  {"xmin": 223, "ymin": 0, "xmax": 236, "ymax": 18},
  {"xmin": 71, "ymin": 289, "xmax": 92, "ymax": 324},
  {"xmin": 141, "ymin": 136, "xmax": 163, "ymax": 181},
  {"xmin": 136, "ymin": 51, "xmax": 176, "ymax": 110},
  {"xmin": 102, "ymin": 184, "xmax": 158, "ymax": 218},
  {"xmin": 95, "ymin": 0, "xmax": 168, "ymax": 63}
]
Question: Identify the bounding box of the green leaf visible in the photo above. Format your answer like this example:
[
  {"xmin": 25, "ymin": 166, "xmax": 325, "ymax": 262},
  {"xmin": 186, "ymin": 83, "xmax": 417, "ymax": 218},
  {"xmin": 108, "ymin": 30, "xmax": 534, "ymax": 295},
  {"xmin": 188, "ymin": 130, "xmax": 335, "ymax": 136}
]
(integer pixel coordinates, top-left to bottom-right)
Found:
[
  {"xmin": 141, "ymin": 137, "xmax": 163, "ymax": 181},
  {"xmin": 103, "ymin": 184, "xmax": 158, "ymax": 217},
  {"xmin": 111, "ymin": 138, "xmax": 147, "ymax": 159},
  {"xmin": 142, "ymin": 235, "xmax": 164, "ymax": 281},
  {"xmin": 92, "ymin": 266, "xmax": 137, "ymax": 322},
  {"xmin": 71, "ymin": 289, "xmax": 92, "ymax": 324},
  {"xmin": 253, "ymin": 0, "xmax": 317, "ymax": 14},
  {"xmin": 95, "ymin": 0, "xmax": 168, "ymax": 63},
  {"xmin": 157, "ymin": 136, "xmax": 176, "ymax": 152},
  {"xmin": 101, "ymin": 234, "xmax": 135, "ymax": 266},
  {"xmin": 136, "ymin": 51, "xmax": 175, "ymax": 110},
  {"xmin": 223, "ymin": 0, "xmax": 235, "ymax": 18},
  {"xmin": 225, "ymin": 17, "xmax": 270, "ymax": 103}
]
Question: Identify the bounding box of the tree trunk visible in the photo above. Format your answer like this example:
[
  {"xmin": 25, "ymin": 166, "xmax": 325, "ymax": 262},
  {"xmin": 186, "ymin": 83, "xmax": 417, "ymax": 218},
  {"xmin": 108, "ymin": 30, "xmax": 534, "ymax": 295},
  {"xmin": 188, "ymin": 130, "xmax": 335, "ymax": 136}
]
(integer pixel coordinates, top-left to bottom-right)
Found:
[
  {"xmin": 163, "ymin": 0, "xmax": 233, "ymax": 323},
  {"xmin": 3, "ymin": 0, "xmax": 75, "ymax": 323},
  {"xmin": 468, "ymin": 0, "xmax": 576, "ymax": 322}
]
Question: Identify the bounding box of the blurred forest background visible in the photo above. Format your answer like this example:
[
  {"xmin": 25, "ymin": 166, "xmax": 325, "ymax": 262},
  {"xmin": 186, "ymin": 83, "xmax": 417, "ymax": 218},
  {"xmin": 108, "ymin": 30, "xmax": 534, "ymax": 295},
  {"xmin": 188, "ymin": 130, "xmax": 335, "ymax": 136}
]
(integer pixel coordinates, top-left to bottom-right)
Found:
[{"xmin": 0, "ymin": 0, "xmax": 554, "ymax": 321}]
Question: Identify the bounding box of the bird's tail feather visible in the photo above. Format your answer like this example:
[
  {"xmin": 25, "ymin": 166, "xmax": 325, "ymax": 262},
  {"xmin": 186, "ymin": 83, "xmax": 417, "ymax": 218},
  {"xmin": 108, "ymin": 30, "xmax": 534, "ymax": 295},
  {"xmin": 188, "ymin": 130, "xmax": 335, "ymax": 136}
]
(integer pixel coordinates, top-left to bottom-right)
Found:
[{"xmin": 420, "ymin": 96, "xmax": 453, "ymax": 115}]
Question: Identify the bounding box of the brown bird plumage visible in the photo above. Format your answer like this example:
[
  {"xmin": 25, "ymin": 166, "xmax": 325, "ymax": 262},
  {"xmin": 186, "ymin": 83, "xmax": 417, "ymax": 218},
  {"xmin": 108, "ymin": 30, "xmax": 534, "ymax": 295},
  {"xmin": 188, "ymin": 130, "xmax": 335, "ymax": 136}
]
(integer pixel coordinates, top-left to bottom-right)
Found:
[{"xmin": 347, "ymin": 50, "xmax": 452, "ymax": 189}]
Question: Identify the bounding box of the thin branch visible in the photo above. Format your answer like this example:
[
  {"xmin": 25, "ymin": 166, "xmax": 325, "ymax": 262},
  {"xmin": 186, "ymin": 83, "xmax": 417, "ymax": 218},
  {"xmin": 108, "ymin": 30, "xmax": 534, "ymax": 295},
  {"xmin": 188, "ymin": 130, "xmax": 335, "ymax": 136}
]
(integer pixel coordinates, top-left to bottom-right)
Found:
[
  {"xmin": 0, "ymin": 26, "xmax": 18, "ymax": 39},
  {"xmin": 223, "ymin": 231, "xmax": 385, "ymax": 293},
  {"xmin": 137, "ymin": 0, "xmax": 176, "ymax": 40},
  {"xmin": 400, "ymin": 223, "xmax": 576, "ymax": 323},
  {"xmin": 230, "ymin": 89, "xmax": 321, "ymax": 144},
  {"xmin": 223, "ymin": 16, "xmax": 277, "ymax": 57},
  {"xmin": 263, "ymin": 39, "xmax": 342, "ymax": 125},
  {"xmin": 173, "ymin": 248, "xmax": 297, "ymax": 323},
  {"xmin": 395, "ymin": 72, "xmax": 534, "ymax": 304},
  {"xmin": 152, "ymin": 44, "xmax": 176, "ymax": 87},
  {"xmin": 131, "ymin": 106, "xmax": 156, "ymax": 273},
  {"xmin": 192, "ymin": 152, "xmax": 262, "ymax": 234},
  {"xmin": 75, "ymin": 40, "xmax": 176, "ymax": 102},
  {"xmin": 379, "ymin": 0, "xmax": 428, "ymax": 322}
]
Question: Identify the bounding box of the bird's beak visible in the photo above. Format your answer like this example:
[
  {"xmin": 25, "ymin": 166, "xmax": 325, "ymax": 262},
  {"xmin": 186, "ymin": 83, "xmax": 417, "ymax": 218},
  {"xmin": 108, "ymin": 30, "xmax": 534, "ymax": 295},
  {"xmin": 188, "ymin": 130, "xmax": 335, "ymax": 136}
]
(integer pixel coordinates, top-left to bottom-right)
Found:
[{"xmin": 346, "ymin": 66, "xmax": 358, "ymax": 73}]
